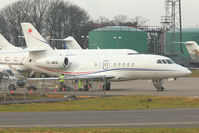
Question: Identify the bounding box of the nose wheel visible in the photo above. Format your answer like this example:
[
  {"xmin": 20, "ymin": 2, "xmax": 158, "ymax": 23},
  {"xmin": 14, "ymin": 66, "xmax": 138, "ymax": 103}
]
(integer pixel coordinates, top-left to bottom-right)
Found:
[
  {"xmin": 152, "ymin": 79, "xmax": 165, "ymax": 91},
  {"xmin": 157, "ymin": 87, "xmax": 165, "ymax": 91},
  {"xmin": 103, "ymin": 81, "xmax": 111, "ymax": 91}
]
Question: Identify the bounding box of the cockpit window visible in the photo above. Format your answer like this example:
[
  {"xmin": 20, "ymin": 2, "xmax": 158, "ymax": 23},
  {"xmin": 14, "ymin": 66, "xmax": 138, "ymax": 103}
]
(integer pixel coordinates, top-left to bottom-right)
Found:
[
  {"xmin": 157, "ymin": 60, "xmax": 162, "ymax": 64},
  {"xmin": 162, "ymin": 60, "xmax": 167, "ymax": 64},
  {"xmin": 166, "ymin": 59, "xmax": 173, "ymax": 64}
]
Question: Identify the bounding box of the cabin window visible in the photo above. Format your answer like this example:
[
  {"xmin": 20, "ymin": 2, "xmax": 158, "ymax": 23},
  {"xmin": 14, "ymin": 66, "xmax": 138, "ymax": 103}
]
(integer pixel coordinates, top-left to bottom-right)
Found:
[
  {"xmin": 94, "ymin": 63, "xmax": 97, "ymax": 67},
  {"xmin": 14, "ymin": 57, "xmax": 18, "ymax": 61},
  {"xmin": 5, "ymin": 57, "xmax": 10, "ymax": 61},
  {"xmin": 113, "ymin": 63, "xmax": 116, "ymax": 68},
  {"xmin": 131, "ymin": 63, "xmax": 134, "ymax": 67},
  {"xmin": 166, "ymin": 59, "xmax": 173, "ymax": 64},
  {"xmin": 118, "ymin": 63, "xmax": 121, "ymax": 67},
  {"xmin": 127, "ymin": 63, "xmax": 130, "ymax": 67},
  {"xmin": 122, "ymin": 63, "xmax": 125, "ymax": 67},
  {"xmin": 162, "ymin": 60, "xmax": 167, "ymax": 64},
  {"xmin": 157, "ymin": 60, "xmax": 162, "ymax": 64},
  {"xmin": 109, "ymin": 63, "xmax": 112, "ymax": 68}
]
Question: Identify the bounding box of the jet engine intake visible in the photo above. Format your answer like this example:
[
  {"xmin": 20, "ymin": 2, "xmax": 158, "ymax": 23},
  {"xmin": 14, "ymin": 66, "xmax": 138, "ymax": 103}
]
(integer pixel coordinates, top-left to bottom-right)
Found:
[{"xmin": 35, "ymin": 56, "xmax": 70, "ymax": 70}]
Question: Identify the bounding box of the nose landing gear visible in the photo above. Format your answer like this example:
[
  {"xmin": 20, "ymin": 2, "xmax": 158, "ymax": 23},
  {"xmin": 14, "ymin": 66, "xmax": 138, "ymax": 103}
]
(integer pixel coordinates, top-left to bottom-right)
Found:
[
  {"xmin": 103, "ymin": 81, "xmax": 111, "ymax": 91},
  {"xmin": 152, "ymin": 79, "xmax": 165, "ymax": 91}
]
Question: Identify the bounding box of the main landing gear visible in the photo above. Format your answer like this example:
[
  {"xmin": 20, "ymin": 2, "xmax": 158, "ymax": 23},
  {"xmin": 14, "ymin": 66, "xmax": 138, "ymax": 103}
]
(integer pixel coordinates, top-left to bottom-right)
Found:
[
  {"xmin": 103, "ymin": 81, "xmax": 111, "ymax": 91},
  {"xmin": 152, "ymin": 79, "xmax": 165, "ymax": 91}
]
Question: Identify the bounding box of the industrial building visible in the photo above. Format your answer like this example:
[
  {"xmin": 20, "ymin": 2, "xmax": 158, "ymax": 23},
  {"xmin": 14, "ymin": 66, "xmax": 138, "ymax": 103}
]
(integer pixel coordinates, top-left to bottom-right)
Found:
[
  {"xmin": 88, "ymin": 26, "xmax": 148, "ymax": 53},
  {"xmin": 166, "ymin": 28, "xmax": 199, "ymax": 58},
  {"xmin": 88, "ymin": 0, "xmax": 199, "ymax": 67}
]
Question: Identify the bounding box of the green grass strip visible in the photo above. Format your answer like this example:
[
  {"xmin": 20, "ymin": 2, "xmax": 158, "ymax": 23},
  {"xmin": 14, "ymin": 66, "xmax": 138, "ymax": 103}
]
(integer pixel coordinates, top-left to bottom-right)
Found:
[
  {"xmin": 189, "ymin": 70, "xmax": 199, "ymax": 77},
  {"xmin": 1, "ymin": 96, "xmax": 199, "ymax": 112}
]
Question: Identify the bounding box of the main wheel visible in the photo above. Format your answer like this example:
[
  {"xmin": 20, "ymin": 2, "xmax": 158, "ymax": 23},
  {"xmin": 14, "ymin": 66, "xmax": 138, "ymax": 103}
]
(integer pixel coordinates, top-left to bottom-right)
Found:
[
  {"xmin": 8, "ymin": 84, "xmax": 16, "ymax": 90},
  {"xmin": 83, "ymin": 85, "xmax": 89, "ymax": 91},
  {"xmin": 103, "ymin": 83, "xmax": 111, "ymax": 91},
  {"xmin": 160, "ymin": 87, "xmax": 165, "ymax": 91}
]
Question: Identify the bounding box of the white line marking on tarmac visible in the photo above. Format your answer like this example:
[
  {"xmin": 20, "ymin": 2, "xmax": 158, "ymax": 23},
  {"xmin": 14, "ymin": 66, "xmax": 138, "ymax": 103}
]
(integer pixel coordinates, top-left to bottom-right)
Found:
[{"xmin": 0, "ymin": 122, "xmax": 199, "ymax": 128}]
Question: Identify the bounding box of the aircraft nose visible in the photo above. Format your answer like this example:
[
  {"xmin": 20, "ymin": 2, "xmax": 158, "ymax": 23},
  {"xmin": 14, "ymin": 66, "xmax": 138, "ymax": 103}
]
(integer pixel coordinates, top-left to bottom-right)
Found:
[{"xmin": 179, "ymin": 66, "xmax": 192, "ymax": 76}]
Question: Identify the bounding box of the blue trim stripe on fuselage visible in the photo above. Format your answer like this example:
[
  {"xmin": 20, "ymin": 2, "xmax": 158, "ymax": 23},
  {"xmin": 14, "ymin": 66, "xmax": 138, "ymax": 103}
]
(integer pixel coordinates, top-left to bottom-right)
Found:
[
  {"xmin": 39, "ymin": 67, "xmax": 176, "ymax": 76},
  {"xmin": 71, "ymin": 68, "xmax": 176, "ymax": 76}
]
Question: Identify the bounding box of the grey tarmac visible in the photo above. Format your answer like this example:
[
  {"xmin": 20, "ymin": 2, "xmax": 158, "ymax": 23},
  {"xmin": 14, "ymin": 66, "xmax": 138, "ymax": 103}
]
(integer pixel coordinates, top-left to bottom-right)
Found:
[
  {"xmin": 108, "ymin": 78, "xmax": 199, "ymax": 97},
  {"xmin": 0, "ymin": 108, "xmax": 199, "ymax": 128}
]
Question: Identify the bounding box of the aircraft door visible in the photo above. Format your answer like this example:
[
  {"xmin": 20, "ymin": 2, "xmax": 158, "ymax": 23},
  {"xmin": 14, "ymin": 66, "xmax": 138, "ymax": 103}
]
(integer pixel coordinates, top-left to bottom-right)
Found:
[{"xmin": 103, "ymin": 60, "xmax": 109, "ymax": 69}]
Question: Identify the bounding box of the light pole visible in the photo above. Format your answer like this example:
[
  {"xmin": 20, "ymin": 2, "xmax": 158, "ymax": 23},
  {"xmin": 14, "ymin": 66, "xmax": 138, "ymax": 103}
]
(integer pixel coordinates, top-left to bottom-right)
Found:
[
  {"xmin": 81, "ymin": 35, "xmax": 89, "ymax": 49},
  {"xmin": 18, "ymin": 35, "xmax": 25, "ymax": 48},
  {"xmin": 113, "ymin": 36, "xmax": 122, "ymax": 49}
]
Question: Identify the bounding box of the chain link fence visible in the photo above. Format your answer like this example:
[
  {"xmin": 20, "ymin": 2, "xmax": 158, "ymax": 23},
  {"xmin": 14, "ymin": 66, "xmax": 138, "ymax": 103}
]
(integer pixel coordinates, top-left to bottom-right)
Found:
[{"xmin": 0, "ymin": 78, "xmax": 107, "ymax": 104}]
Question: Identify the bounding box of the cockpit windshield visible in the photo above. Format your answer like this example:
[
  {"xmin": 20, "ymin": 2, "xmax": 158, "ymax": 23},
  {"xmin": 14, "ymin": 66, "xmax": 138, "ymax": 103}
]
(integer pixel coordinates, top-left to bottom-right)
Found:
[
  {"xmin": 166, "ymin": 59, "xmax": 174, "ymax": 64},
  {"xmin": 156, "ymin": 59, "xmax": 174, "ymax": 64}
]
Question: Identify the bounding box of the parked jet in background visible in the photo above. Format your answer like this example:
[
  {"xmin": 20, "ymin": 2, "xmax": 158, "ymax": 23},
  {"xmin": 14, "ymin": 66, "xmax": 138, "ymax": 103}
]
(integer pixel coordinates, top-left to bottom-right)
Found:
[
  {"xmin": 184, "ymin": 41, "xmax": 199, "ymax": 63},
  {"xmin": 0, "ymin": 31, "xmax": 138, "ymax": 77},
  {"xmin": 0, "ymin": 35, "xmax": 22, "ymax": 50}
]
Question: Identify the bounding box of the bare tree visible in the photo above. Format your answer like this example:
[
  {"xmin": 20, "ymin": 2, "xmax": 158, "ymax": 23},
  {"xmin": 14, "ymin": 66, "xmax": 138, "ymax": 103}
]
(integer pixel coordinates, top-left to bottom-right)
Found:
[
  {"xmin": 0, "ymin": 0, "xmax": 147, "ymax": 48},
  {"xmin": 112, "ymin": 15, "xmax": 128, "ymax": 26},
  {"xmin": 95, "ymin": 16, "xmax": 110, "ymax": 25},
  {"xmin": 45, "ymin": 0, "xmax": 90, "ymax": 48},
  {"xmin": 0, "ymin": 0, "xmax": 51, "ymax": 46},
  {"xmin": 0, "ymin": 0, "xmax": 90, "ymax": 48},
  {"xmin": 130, "ymin": 16, "xmax": 148, "ymax": 26}
]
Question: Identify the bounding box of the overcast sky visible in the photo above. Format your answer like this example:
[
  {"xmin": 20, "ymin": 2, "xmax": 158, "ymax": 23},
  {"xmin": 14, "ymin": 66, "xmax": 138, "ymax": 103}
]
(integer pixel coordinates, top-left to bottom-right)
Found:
[{"xmin": 0, "ymin": 0, "xmax": 198, "ymax": 27}]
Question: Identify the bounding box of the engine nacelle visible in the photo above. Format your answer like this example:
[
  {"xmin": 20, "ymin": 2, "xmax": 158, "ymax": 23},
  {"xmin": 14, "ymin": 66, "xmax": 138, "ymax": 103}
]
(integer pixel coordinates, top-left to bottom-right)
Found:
[{"xmin": 35, "ymin": 56, "xmax": 70, "ymax": 70}]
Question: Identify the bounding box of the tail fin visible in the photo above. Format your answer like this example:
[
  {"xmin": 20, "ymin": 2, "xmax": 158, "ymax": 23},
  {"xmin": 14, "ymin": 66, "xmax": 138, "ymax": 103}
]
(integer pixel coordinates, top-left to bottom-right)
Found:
[
  {"xmin": 64, "ymin": 36, "xmax": 82, "ymax": 49},
  {"xmin": 21, "ymin": 23, "xmax": 53, "ymax": 50},
  {"xmin": 0, "ymin": 34, "xmax": 22, "ymax": 50},
  {"xmin": 184, "ymin": 41, "xmax": 199, "ymax": 55},
  {"xmin": 184, "ymin": 41, "xmax": 199, "ymax": 60}
]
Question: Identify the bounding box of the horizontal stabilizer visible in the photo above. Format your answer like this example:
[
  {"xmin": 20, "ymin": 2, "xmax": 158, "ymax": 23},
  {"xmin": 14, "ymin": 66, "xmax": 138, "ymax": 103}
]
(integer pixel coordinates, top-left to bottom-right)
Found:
[
  {"xmin": 0, "ymin": 48, "xmax": 46, "ymax": 54},
  {"xmin": 50, "ymin": 36, "xmax": 82, "ymax": 49},
  {"xmin": 172, "ymin": 41, "xmax": 196, "ymax": 45}
]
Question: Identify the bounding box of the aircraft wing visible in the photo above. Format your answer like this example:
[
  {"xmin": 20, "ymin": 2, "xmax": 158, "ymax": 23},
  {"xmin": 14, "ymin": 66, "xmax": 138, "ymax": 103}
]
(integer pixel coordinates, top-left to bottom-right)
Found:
[
  {"xmin": 0, "ymin": 48, "xmax": 46, "ymax": 54},
  {"xmin": 187, "ymin": 67, "xmax": 199, "ymax": 70},
  {"xmin": 0, "ymin": 62, "xmax": 23, "ymax": 65},
  {"xmin": 27, "ymin": 75, "xmax": 115, "ymax": 81}
]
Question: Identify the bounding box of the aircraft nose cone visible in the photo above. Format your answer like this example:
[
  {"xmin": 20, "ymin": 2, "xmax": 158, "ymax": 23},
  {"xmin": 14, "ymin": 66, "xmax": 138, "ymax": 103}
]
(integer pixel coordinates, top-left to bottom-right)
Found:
[{"xmin": 181, "ymin": 67, "xmax": 192, "ymax": 76}]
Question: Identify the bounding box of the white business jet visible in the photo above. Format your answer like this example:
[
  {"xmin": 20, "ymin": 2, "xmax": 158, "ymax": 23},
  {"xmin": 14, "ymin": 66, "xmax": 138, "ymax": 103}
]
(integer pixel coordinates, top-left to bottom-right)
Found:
[{"xmin": 18, "ymin": 23, "xmax": 191, "ymax": 91}]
